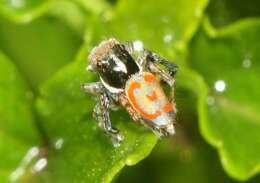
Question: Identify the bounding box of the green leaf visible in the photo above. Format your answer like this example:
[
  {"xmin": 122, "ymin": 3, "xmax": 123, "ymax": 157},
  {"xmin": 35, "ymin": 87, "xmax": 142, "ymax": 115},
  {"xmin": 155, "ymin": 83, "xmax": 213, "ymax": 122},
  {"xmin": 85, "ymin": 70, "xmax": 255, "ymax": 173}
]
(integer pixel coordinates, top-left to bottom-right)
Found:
[
  {"xmin": 47, "ymin": 1, "xmax": 87, "ymax": 35},
  {"xmin": 190, "ymin": 18, "xmax": 260, "ymax": 180},
  {"xmin": 207, "ymin": 0, "xmax": 260, "ymax": 27},
  {"xmin": 36, "ymin": 44, "xmax": 157, "ymax": 183},
  {"xmin": 0, "ymin": 0, "xmax": 51, "ymax": 23},
  {"xmin": 0, "ymin": 15, "xmax": 82, "ymax": 90},
  {"xmin": 0, "ymin": 0, "xmax": 110, "ymax": 25},
  {"xmin": 0, "ymin": 51, "xmax": 40, "ymax": 182},
  {"xmin": 0, "ymin": 0, "xmax": 93, "ymax": 36},
  {"xmin": 74, "ymin": 0, "xmax": 111, "ymax": 14},
  {"xmin": 92, "ymin": 0, "xmax": 209, "ymax": 64},
  {"xmin": 118, "ymin": 137, "xmax": 260, "ymax": 183},
  {"xmin": 0, "ymin": 1, "xmax": 75, "ymax": 24},
  {"xmin": 117, "ymin": 133, "xmax": 240, "ymax": 183}
]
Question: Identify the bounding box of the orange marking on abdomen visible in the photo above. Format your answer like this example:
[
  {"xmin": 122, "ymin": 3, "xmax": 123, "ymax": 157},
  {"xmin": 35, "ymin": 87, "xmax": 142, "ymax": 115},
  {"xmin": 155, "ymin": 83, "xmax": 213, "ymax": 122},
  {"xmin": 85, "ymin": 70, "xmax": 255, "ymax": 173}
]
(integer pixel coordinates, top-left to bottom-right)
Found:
[
  {"xmin": 164, "ymin": 102, "xmax": 174, "ymax": 112},
  {"xmin": 128, "ymin": 81, "xmax": 161, "ymax": 120},
  {"xmin": 144, "ymin": 72, "xmax": 160, "ymax": 85},
  {"xmin": 144, "ymin": 73, "xmax": 156, "ymax": 82},
  {"xmin": 146, "ymin": 91, "xmax": 158, "ymax": 101}
]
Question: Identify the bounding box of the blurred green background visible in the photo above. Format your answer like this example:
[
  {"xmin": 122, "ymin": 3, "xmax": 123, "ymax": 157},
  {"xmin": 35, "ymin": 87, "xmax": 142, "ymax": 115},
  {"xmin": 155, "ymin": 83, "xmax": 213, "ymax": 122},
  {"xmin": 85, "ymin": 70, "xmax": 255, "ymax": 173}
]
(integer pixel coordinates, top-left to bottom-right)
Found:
[{"xmin": 0, "ymin": 0, "xmax": 260, "ymax": 183}]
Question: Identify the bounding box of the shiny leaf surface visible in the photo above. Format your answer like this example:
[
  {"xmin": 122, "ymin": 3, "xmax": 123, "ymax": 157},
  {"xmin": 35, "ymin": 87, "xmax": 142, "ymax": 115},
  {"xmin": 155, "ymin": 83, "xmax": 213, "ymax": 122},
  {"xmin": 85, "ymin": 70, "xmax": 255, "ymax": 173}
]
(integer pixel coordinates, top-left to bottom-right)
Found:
[{"xmin": 190, "ymin": 18, "xmax": 260, "ymax": 180}]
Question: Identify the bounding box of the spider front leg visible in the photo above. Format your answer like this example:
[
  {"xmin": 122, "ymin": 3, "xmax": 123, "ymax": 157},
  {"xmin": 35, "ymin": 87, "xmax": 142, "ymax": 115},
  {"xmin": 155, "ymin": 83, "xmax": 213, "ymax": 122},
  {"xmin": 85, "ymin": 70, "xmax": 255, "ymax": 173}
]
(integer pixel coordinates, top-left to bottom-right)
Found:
[
  {"xmin": 147, "ymin": 62, "xmax": 176, "ymax": 88},
  {"xmin": 143, "ymin": 51, "xmax": 177, "ymax": 103},
  {"xmin": 81, "ymin": 82, "xmax": 124, "ymax": 146},
  {"xmin": 145, "ymin": 50, "xmax": 178, "ymax": 77},
  {"xmin": 124, "ymin": 42, "xmax": 178, "ymax": 75}
]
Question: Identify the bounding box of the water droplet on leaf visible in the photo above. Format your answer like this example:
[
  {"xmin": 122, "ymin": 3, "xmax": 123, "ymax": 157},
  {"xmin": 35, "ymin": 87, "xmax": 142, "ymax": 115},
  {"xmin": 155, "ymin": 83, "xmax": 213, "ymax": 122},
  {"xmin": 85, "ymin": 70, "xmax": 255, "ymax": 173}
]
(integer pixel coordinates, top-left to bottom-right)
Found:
[
  {"xmin": 31, "ymin": 158, "xmax": 48, "ymax": 173},
  {"xmin": 54, "ymin": 138, "xmax": 64, "ymax": 150},
  {"xmin": 214, "ymin": 80, "xmax": 226, "ymax": 93},
  {"xmin": 163, "ymin": 34, "xmax": 173, "ymax": 43},
  {"xmin": 133, "ymin": 40, "xmax": 144, "ymax": 51},
  {"xmin": 242, "ymin": 57, "xmax": 252, "ymax": 68}
]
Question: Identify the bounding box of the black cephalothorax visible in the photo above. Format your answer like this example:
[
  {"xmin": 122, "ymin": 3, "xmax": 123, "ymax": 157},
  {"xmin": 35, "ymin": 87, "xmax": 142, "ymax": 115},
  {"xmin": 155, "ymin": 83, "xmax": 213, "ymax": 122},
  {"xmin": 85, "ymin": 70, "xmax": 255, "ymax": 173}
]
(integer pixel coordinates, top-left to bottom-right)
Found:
[{"xmin": 97, "ymin": 44, "xmax": 139, "ymax": 89}]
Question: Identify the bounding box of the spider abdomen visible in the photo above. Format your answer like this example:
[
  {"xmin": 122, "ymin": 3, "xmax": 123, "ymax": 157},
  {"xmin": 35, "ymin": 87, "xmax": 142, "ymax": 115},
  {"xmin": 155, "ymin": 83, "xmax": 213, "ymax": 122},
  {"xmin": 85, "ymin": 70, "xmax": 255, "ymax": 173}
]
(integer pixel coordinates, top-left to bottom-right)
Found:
[{"xmin": 125, "ymin": 72, "xmax": 175, "ymax": 126}]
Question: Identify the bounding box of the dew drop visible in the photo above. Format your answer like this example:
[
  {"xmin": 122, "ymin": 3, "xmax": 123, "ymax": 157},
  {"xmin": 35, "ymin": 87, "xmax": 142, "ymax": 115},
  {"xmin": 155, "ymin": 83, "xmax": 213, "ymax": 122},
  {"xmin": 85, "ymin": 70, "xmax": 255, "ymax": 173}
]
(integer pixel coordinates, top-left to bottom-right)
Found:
[
  {"xmin": 54, "ymin": 138, "xmax": 64, "ymax": 150},
  {"xmin": 9, "ymin": 146, "xmax": 39, "ymax": 182},
  {"xmin": 31, "ymin": 158, "xmax": 48, "ymax": 173},
  {"xmin": 9, "ymin": 167, "xmax": 25, "ymax": 182},
  {"xmin": 133, "ymin": 40, "xmax": 144, "ymax": 51},
  {"xmin": 163, "ymin": 34, "xmax": 173, "ymax": 43},
  {"xmin": 112, "ymin": 141, "xmax": 121, "ymax": 148},
  {"xmin": 214, "ymin": 80, "xmax": 226, "ymax": 93},
  {"xmin": 22, "ymin": 147, "xmax": 40, "ymax": 165},
  {"xmin": 242, "ymin": 57, "xmax": 252, "ymax": 68}
]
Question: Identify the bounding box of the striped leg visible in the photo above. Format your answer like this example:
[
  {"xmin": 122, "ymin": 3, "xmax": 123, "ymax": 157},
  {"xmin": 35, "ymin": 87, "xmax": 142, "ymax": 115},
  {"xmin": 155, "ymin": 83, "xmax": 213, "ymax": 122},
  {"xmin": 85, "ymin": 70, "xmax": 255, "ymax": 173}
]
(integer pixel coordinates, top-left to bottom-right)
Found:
[{"xmin": 81, "ymin": 82, "xmax": 124, "ymax": 147}]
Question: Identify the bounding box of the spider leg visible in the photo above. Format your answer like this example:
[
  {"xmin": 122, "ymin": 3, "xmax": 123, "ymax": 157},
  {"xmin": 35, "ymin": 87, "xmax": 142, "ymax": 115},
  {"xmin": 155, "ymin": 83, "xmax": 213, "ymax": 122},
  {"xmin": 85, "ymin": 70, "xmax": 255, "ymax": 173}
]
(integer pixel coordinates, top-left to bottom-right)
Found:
[
  {"xmin": 123, "ymin": 41, "xmax": 178, "ymax": 76},
  {"xmin": 145, "ymin": 50, "xmax": 178, "ymax": 77},
  {"xmin": 123, "ymin": 41, "xmax": 147, "ymax": 70},
  {"xmin": 81, "ymin": 82, "xmax": 103, "ymax": 94},
  {"xmin": 81, "ymin": 82, "xmax": 124, "ymax": 146},
  {"xmin": 98, "ymin": 92, "xmax": 124, "ymax": 146}
]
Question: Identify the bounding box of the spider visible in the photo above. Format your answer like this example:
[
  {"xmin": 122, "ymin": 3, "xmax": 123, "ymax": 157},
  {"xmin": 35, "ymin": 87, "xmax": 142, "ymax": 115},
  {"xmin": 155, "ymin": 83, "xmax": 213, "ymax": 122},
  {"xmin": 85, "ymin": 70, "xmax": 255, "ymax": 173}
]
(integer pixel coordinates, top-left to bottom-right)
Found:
[{"xmin": 81, "ymin": 38, "xmax": 178, "ymax": 146}]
